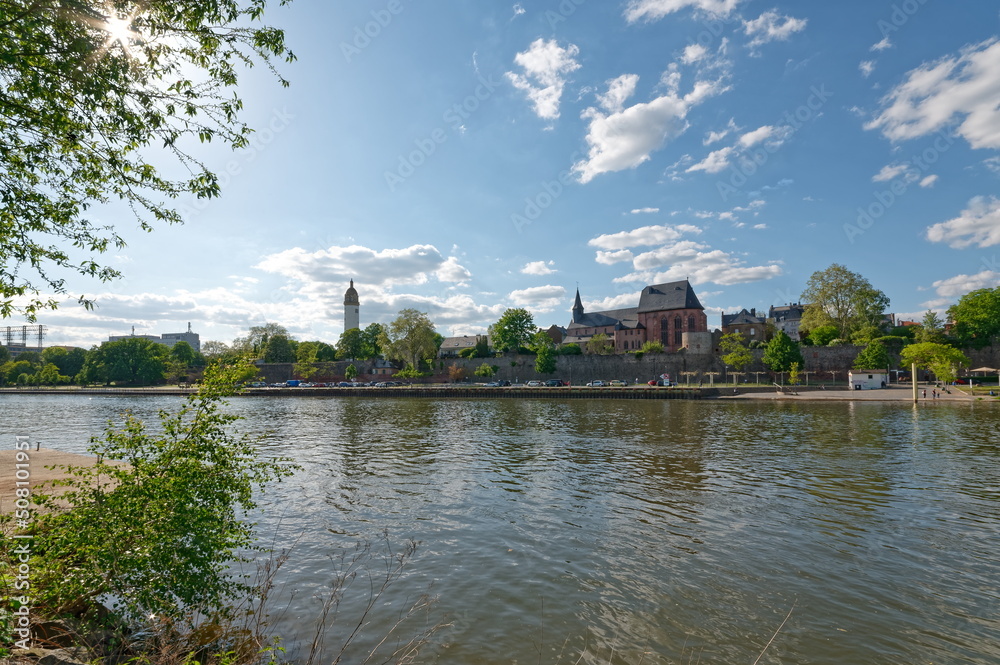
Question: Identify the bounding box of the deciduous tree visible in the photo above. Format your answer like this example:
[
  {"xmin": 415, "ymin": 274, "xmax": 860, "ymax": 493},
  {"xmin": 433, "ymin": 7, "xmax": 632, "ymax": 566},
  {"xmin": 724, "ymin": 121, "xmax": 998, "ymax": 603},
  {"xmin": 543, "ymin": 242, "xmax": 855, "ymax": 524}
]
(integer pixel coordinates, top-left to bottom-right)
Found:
[
  {"xmin": 490, "ymin": 309, "xmax": 535, "ymax": 353},
  {"xmin": 800, "ymin": 264, "xmax": 890, "ymax": 340},
  {"xmin": 0, "ymin": 1, "xmax": 295, "ymax": 319},
  {"xmin": 900, "ymin": 342, "xmax": 969, "ymax": 384},
  {"xmin": 853, "ymin": 339, "xmax": 890, "ymax": 370},
  {"xmin": 719, "ymin": 332, "xmax": 754, "ymax": 372},
  {"xmin": 378, "ymin": 309, "xmax": 438, "ymax": 371},
  {"xmin": 762, "ymin": 331, "xmax": 804, "ymax": 378},
  {"xmin": 947, "ymin": 287, "xmax": 1000, "ymax": 348}
]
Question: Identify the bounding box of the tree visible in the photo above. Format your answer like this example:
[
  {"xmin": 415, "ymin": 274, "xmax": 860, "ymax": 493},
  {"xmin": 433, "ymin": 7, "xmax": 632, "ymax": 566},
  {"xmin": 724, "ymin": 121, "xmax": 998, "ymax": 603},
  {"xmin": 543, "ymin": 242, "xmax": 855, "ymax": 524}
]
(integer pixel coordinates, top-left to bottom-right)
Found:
[
  {"xmin": 0, "ymin": 345, "xmax": 9, "ymax": 363},
  {"xmin": 853, "ymin": 339, "xmax": 890, "ymax": 370},
  {"xmin": 474, "ymin": 362, "xmax": 497, "ymax": 378},
  {"xmin": 344, "ymin": 363, "xmax": 358, "ymax": 381},
  {"xmin": 558, "ymin": 343, "xmax": 582, "ymax": 355},
  {"xmin": 263, "ymin": 334, "xmax": 295, "ymax": 363},
  {"xmin": 900, "ymin": 342, "xmax": 970, "ymax": 384},
  {"xmin": 337, "ymin": 328, "xmax": 365, "ymax": 360},
  {"xmin": 586, "ymin": 333, "xmax": 614, "ymax": 355},
  {"xmin": 31, "ymin": 360, "xmax": 294, "ymax": 623},
  {"xmin": 4, "ymin": 360, "xmax": 35, "ymax": 385},
  {"xmin": 530, "ymin": 331, "xmax": 556, "ymax": 374},
  {"xmin": 360, "ymin": 323, "xmax": 385, "ymax": 359},
  {"xmin": 947, "ymin": 287, "xmax": 1000, "ymax": 348},
  {"xmin": 0, "ymin": 1, "xmax": 294, "ymax": 320},
  {"xmin": 490, "ymin": 309, "xmax": 535, "ymax": 353},
  {"xmin": 447, "ymin": 364, "xmax": 468, "ymax": 383},
  {"xmin": 915, "ymin": 310, "xmax": 945, "ymax": 344},
  {"xmin": 639, "ymin": 340, "xmax": 664, "ymax": 354},
  {"xmin": 89, "ymin": 337, "xmax": 167, "ymax": 385},
  {"xmin": 719, "ymin": 332, "xmax": 754, "ymax": 373},
  {"xmin": 800, "ymin": 264, "xmax": 890, "ymax": 340},
  {"xmin": 201, "ymin": 340, "xmax": 232, "ymax": 359},
  {"xmin": 378, "ymin": 309, "xmax": 438, "ymax": 371},
  {"xmin": 232, "ymin": 323, "xmax": 290, "ymax": 359},
  {"xmin": 169, "ymin": 341, "xmax": 197, "ymax": 365},
  {"xmin": 807, "ymin": 324, "xmax": 839, "ymax": 346},
  {"xmin": 762, "ymin": 331, "xmax": 804, "ymax": 379}
]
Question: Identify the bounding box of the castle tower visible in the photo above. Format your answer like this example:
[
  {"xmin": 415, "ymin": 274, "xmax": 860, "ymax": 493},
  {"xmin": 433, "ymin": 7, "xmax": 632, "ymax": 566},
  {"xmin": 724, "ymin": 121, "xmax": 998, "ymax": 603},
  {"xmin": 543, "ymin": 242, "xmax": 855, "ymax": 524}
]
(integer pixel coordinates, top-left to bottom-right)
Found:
[{"xmin": 344, "ymin": 279, "xmax": 360, "ymax": 331}]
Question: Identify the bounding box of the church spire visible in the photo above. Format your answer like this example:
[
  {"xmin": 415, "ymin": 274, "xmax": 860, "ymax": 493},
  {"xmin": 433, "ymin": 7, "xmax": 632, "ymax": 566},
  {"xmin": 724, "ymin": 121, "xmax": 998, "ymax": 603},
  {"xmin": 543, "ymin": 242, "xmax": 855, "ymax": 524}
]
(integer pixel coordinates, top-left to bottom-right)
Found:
[{"xmin": 572, "ymin": 287, "xmax": 584, "ymax": 323}]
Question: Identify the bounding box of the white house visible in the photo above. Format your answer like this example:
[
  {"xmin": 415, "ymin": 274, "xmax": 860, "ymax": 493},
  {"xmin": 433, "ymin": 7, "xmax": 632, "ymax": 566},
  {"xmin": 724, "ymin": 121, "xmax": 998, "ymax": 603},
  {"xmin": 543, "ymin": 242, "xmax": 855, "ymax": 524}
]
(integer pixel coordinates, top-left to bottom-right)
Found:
[{"xmin": 849, "ymin": 369, "xmax": 888, "ymax": 390}]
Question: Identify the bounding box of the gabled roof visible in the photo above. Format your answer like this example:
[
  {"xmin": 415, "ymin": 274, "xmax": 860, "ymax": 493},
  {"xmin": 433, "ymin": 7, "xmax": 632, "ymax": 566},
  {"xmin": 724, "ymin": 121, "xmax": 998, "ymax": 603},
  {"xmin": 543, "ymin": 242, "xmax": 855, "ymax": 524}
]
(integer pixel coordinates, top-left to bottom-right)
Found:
[
  {"xmin": 569, "ymin": 307, "xmax": 639, "ymax": 329},
  {"xmin": 722, "ymin": 308, "xmax": 765, "ymax": 326},
  {"xmin": 637, "ymin": 280, "xmax": 703, "ymax": 313}
]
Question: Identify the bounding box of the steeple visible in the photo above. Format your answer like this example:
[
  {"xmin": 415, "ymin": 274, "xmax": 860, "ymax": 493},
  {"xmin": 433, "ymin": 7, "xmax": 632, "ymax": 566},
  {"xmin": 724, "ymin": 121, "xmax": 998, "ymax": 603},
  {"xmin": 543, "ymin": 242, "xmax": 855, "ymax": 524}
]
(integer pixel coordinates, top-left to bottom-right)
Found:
[
  {"xmin": 572, "ymin": 287, "xmax": 584, "ymax": 323},
  {"xmin": 344, "ymin": 279, "xmax": 360, "ymax": 331}
]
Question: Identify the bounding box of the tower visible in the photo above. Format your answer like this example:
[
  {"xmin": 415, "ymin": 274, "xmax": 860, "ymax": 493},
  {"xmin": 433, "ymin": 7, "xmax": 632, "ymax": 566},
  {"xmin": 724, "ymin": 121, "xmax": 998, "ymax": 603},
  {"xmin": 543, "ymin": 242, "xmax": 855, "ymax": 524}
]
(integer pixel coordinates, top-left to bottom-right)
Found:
[
  {"xmin": 344, "ymin": 279, "xmax": 360, "ymax": 331},
  {"xmin": 572, "ymin": 287, "xmax": 585, "ymax": 323}
]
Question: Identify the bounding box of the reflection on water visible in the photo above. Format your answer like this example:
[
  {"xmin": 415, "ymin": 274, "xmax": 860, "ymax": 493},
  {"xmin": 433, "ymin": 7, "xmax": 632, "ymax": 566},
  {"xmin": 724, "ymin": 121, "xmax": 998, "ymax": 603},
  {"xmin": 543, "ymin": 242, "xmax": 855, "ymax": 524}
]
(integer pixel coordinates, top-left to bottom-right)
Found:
[{"xmin": 1, "ymin": 395, "xmax": 998, "ymax": 664}]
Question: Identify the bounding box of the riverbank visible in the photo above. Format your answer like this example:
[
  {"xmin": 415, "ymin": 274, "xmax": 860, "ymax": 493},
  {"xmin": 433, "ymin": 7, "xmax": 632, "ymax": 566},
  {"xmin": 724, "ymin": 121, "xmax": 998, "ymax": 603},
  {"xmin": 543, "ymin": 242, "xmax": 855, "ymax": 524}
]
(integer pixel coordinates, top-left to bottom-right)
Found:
[{"xmin": 0, "ymin": 448, "xmax": 125, "ymax": 513}]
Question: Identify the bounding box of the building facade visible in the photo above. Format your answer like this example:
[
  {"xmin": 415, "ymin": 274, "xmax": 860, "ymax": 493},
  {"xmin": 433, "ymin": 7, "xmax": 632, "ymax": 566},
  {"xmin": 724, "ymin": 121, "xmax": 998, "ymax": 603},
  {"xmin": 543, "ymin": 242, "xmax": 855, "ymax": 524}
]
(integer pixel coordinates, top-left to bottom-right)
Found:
[
  {"xmin": 721, "ymin": 308, "xmax": 768, "ymax": 341},
  {"xmin": 344, "ymin": 280, "xmax": 360, "ymax": 331},
  {"xmin": 109, "ymin": 323, "xmax": 200, "ymax": 352},
  {"xmin": 566, "ymin": 280, "xmax": 709, "ymax": 354}
]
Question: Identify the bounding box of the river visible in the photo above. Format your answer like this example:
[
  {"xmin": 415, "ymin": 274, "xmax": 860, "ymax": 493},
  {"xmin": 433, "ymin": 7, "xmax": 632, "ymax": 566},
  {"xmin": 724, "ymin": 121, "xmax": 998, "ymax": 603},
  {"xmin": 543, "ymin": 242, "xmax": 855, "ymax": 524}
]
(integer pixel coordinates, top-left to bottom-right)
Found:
[{"xmin": 2, "ymin": 394, "xmax": 998, "ymax": 664}]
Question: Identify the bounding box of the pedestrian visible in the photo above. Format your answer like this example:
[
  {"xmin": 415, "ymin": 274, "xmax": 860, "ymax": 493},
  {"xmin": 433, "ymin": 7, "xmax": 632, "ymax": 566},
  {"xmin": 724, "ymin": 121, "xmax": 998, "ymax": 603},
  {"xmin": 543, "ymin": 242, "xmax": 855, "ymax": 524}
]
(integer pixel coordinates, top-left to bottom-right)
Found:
[
  {"xmin": 932, "ymin": 389, "xmax": 937, "ymax": 399},
  {"xmin": 922, "ymin": 389, "xmax": 926, "ymax": 398}
]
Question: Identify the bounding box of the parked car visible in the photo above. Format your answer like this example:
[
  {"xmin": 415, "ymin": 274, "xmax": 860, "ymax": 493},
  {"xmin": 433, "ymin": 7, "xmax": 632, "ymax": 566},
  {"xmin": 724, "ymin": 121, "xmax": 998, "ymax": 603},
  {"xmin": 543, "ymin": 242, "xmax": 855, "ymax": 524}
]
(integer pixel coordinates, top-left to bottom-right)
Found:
[
  {"xmin": 526, "ymin": 380, "xmax": 543, "ymax": 387},
  {"xmin": 954, "ymin": 378, "xmax": 981, "ymax": 385},
  {"xmin": 586, "ymin": 380, "xmax": 605, "ymax": 387},
  {"xmin": 544, "ymin": 379, "xmax": 567, "ymax": 387},
  {"xmin": 609, "ymin": 379, "xmax": 628, "ymax": 387}
]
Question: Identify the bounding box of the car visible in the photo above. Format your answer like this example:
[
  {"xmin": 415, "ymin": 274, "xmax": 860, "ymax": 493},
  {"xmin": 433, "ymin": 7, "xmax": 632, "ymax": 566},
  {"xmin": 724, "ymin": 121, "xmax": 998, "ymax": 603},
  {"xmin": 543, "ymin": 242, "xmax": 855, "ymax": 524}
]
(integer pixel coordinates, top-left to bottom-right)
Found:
[
  {"xmin": 609, "ymin": 380, "xmax": 628, "ymax": 387},
  {"xmin": 526, "ymin": 380, "xmax": 543, "ymax": 387},
  {"xmin": 586, "ymin": 380, "xmax": 605, "ymax": 387},
  {"xmin": 485, "ymin": 381, "xmax": 500, "ymax": 387},
  {"xmin": 544, "ymin": 379, "xmax": 566, "ymax": 387},
  {"xmin": 954, "ymin": 378, "xmax": 981, "ymax": 385},
  {"xmin": 337, "ymin": 381, "xmax": 353, "ymax": 387}
]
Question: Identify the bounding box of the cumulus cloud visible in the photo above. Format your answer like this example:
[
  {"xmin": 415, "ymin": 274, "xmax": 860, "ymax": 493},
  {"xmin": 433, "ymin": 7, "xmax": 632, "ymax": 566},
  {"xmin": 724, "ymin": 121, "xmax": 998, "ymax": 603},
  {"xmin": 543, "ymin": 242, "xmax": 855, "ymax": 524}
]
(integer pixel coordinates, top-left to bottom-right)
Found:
[
  {"xmin": 871, "ymin": 37, "xmax": 892, "ymax": 52},
  {"xmin": 703, "ymin": 118, "xmax": 738, "ymax": 145},
  {"xmin": 686, "ymin": 146, "xmax": 735, "ymax": 174},
  {"xmin": 866, "ymin": 38, "xmax": 1000, "ymax": 149},
  {"xmin": 630, "ymin": 207, "xmax": 660, "ymax": 214},
  {"xmin": 595, "ymin": 250, "xmax": 635, "ymax": 265},
  {"xmin": 573, "ymin": 70, "xmax": 728, "ymax": 182},
  {"xmin": 613, "ymin": 240, "xmax": 783, "ymax": 285},
  {"xmin": 920, "ymin": 174, "xmax": 939, "ymax": 188},
  {"xmin": 687, "ymin": 125, "xmax": 789, "ymax": 176},
  {"xmin": 925, "ymin": 196, "xmax": 1000, "ymax": 248},
  {"xmin": 624, "ymin": 0, "xmax": 744, "ymax": 22},
  {"xmin": 589, "ymin": 224, "xmax": 702, "ymax": 250},
  {"xmin": 522, "ymin": 260, "xmax": 557, "ymax": 275},
  {"xmin": 743, "ymin": 11, "xmax": 807, "ymax": 50},
  {"xmin": 681, "ymin": 44, "xmax": 708, "ymax": 65},
  {"xmin": 255, "ymin": 243, "xmax": 472, "ymax": 288},
  {"xmin": 597, "ymin": 74, "xmax": 640, "ymax": 114},
  {"xmin": 859, "ymin": 60, "xmax": 875, "ymax": 78},
  {"xmin": 872, "ymin": 163, "xmax": 915, "ymax": 183},
  {"xmin": 506, "ymin": 38, "xmax": 581, "ymax": 121},
  {"xmin": 507, "ymin": 285, "xmax": 567, "ymax": 312},
  {"xmin": 928, "ymin": 270, "xmax": 1000, "ymax": 299}
]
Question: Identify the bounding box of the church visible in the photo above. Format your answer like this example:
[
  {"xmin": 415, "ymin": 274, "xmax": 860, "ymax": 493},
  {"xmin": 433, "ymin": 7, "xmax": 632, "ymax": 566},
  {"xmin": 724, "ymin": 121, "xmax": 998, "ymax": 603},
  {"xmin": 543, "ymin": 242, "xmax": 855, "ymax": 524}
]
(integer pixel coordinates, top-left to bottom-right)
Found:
[{"xmin": 565, "ymin": 280, "xmax": 710, "ymax": 353}]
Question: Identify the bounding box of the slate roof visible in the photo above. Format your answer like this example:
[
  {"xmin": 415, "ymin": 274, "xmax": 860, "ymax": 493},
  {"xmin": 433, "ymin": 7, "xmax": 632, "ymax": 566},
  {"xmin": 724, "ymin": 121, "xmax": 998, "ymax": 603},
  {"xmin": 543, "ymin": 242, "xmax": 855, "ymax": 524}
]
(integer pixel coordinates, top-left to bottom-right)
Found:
[
  {"xmin": 721, "ymin": 308, "xmax": 765, "ymax": 326},
  {"xmin": 569, "ymin": 307, "xmax": 639, "ymax": 329},
  {"xmin": 637, "ymin": 281, "xmax": 704, "ymax": 313}
]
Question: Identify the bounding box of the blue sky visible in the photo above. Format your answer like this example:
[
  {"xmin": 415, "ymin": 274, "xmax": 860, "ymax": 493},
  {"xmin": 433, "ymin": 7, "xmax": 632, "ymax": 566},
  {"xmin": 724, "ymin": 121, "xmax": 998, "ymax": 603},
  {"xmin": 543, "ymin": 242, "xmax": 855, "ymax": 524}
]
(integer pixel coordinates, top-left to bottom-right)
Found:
[{"xmin": 31, "ymin": 0, "xmax": 1000, "ymax": 347}]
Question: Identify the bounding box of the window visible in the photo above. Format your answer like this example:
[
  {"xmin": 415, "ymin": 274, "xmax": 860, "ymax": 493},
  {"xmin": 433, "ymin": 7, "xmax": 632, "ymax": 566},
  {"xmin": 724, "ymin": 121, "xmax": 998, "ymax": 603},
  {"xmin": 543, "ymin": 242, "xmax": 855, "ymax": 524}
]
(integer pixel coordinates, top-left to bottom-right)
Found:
[{"xmin": 688, "ymin": 316, "xmax": 695, "ymax": 331}]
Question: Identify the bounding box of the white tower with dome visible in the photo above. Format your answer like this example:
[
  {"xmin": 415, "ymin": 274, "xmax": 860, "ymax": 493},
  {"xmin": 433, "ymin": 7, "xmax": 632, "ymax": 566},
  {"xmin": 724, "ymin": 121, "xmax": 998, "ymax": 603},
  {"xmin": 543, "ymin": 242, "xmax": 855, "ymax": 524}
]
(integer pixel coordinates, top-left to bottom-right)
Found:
[{"xmin": 344, "ymin": 280, "xmax": 360, "ymax": 331}]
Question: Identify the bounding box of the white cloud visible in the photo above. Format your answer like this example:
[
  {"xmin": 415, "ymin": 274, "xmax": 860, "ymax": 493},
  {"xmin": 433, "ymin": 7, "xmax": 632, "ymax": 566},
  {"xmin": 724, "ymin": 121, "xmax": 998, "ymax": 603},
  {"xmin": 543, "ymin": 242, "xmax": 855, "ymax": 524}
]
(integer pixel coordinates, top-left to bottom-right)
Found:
[
  {"xmin": 929, "ymin": 270, "xmax": 1000, "ymax": 299},
  {"xmin": 597, "ymin": 74, "xmax": 640, "ymax": 114},
  {"xmin": 925, "ymin": 196, "xmax": 1000, "ymax": 248},
  {"xmin": 595, "ymin": 250, "xmax": 635, "ymax": 265},
  {"xmin": 872, "ymin": 163, "xmax": 912, "ymax": 182},
  {"xmin": 522, "ymin": 260, "xmax": 557, "ymax": 275},
  {"xmin": 984, "ymin": 156, "xmax": 1000, "ymax": 174},
  {"xmin": 630, "ymin": 207, "xmax": 660, "ymax": 214},
  {"xmin": 506, "ymin": 38, "xmax": 581, "ymax": 121},
  {"xmin": 681, "ymin": 44, "xmax": 708, "ymax": 65},
  {"xmin": 583, "ymin": 293, "xmax": 640, "ymax": 311},
  {"xmin": 686, "ymin": 146, "xmax": 735, "ymax": 174},
  {"xmin": 866, "ymin": 38, "xmax": 1000, "ymax": 149},
  {"xmin": 573, "ymin": 70, "xmax": 728, "ymax": 182},
  {"xmin": 512, "ymin": 3, "xmax": 525, "ymax": 17},
  {"xmin": 589, "ymin": 224, "xmax": 701, "ymax": 250},
  {"xmin": 871, "ymin": 37, "xmax": 892, "ymax": 52},
  {"xmin": 704, "ymin": 118, "xmax": 738, "ymax": 145},
  {"xmin": 753, "ymin": 223, "xmax": 768, "ymax": 229},
  {"xmin": 919, "ymin": 174, "xmax": 939, "ymax": 188},
  {"xmin": 859, "ymin": 60, "xmax": 875, "ymax": 78},
  {"xmin": 624, "ymin": 0, "xmax": 744, "ymax": 22},
  {"xmin": 613, "ymin": 240, "xmax": 782, "ymax": 285},
  {"xmin": 738, "ymin": 125, "xmax": 777, "ymax": 148},
  {"xmin": 743, "ymin": 11, "xmax": 807, "ymax": 50},
  {"xmin": 255, "ymin": 243, "xmax": 472, "ymax": 288},
  {"xmin": 507, "ymin": 285, "xmax": 567, "ymax": 312}
]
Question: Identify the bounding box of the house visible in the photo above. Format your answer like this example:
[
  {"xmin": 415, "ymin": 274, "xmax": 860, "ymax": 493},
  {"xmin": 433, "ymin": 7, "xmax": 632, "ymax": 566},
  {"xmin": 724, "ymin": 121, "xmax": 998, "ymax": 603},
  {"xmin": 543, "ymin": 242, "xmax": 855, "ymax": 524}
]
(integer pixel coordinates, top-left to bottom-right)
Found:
[
  {"xmin": 721, "ymin": 308, "xmax": 768, "ymax": 341},
  {"xmin": 567, "ymin": 280, "xmax": 709, "ymax": 353},
  {"xmin": 849, "ymin": 369, "xmax": 888, "ymax": 390},
  {"xmin": 768, "ymin": 303, "xmax": 808, "ymax": 341},
  {"xmin": 439, "ymin": 334, "xmax": 491, "ymax": 358}
]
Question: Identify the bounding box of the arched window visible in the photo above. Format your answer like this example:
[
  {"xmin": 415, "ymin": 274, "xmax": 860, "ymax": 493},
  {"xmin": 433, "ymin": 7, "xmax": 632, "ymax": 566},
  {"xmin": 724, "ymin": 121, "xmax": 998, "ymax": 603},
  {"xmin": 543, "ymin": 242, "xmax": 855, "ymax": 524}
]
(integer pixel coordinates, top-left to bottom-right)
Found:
[
  {"xmin": 660, "ymin": 317, "xmax": 669, "ymax": 345},
  {"xmin": 674, "ymin": 316, "xmax": 682, "ymax": 345},
  {"xmin": 688, "ymin": 316, "xmax": 696, "ymax": 331}
]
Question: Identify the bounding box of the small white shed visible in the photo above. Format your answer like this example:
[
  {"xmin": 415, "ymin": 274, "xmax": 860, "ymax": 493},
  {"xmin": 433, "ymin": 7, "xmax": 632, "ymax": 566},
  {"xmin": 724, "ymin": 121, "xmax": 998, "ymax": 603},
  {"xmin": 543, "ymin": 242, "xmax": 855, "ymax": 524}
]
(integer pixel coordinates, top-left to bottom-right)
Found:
[{"xmin": 849, "ymin": 370, "xmax": 888, "ymax": 390}]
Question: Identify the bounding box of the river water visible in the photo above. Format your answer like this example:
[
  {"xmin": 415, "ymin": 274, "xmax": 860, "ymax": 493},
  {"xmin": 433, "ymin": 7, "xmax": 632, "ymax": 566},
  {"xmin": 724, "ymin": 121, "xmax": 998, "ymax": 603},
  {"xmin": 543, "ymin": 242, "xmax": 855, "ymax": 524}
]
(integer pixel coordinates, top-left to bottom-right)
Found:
[{"xmin": 2, "ymin": 394, "xmax": 998, "ymax": 664}]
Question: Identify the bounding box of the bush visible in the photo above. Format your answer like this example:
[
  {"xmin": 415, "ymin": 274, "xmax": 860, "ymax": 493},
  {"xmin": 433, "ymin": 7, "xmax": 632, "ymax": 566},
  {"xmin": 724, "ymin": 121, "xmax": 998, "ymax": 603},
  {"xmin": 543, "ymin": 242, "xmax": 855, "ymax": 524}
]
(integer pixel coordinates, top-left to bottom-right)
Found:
[{"xmin": 558, "ymin": 343, "xmax": 582, "ymax": 355}]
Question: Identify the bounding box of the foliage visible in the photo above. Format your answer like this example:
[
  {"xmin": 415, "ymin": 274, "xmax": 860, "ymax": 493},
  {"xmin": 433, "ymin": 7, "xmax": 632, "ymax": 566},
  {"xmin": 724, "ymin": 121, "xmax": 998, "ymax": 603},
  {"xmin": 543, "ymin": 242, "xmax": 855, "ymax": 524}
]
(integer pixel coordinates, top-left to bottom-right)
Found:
[
  {"xmin": 530, "ymin": 331, "xmax": 557, "ymax": 374},
  {"xmin": 170, "ymin": 341, "xmax": 197, "ymax": 365},
  {"xmin": 0, "ymin": 0, "xmax": 295, "ymax": 320},
  {"xmin": 947, "ymin": 287, "xmax": 1000, "ymax": 348},
  {"xmin": 447, "ymin": 364, "xmax": 468, "ymax": 382},
  {"xmin": 900, "ymin": 342, "xmax": 969, "ymax": 383},
  {"xmin": 850, "ymin": 324, "xmax": 884, "ymax": 346},
  {"xmin": 378, "ymin": 309, "xmax": 438, "ymax": 371},
  {"xmin": 233, "ymin": 324, "xmax": 290, "ymax": 359},
  {"xmin": 490, "ymin": 308, "xmax": 536, "ymax": 353},
  {"xmin": 393, "ymin": 365, "xmax": 429, "ymax": 379},
  {"xmin": 853, "ymin": 339, "xmax": 890, "ymax": 370},
  {"xmin": 3, "ymin": 360, "xmax": 35, "ymax": 385},
  {"xmin": 458, "ymin": 347, "xmax": 476, "ymax": 359},
  {"xmin": 474, "ymin": 362, "xmax": 497, "ymax": 378},
  {"xmin": 558, "ymin": 343, "xmax": 582, "ymax": 355},
  {"xmin": 27, "ymin": 360, "xmax": 295, "ymax": 623},
  {"xmin": 201, "ymin": 340, "xmax": 232, "ymax": 359},
  {"xmin": 586, "ymin": 333, "xmax": 614, "ymax": 355},
  {"xmin": 0, "ymin": 344, "xmax": 9, "ymax": 364},
  {"xmin": 360, "ymin": 323, "xmax": 386, "ymax": 359},
  {"xmin": 762, "ymin": 331, "xmax": 804, "ymax": 375},
  {"xmin": 87, "ymin": 337, "xmax": 168, "ymax": 385},
  {"xmin": 807, "ymin": 324, "xmax": 839, "ymax": 347},
  {"xmin": 344, "ymin": 363, "xmax": 359, "ymax": 381},
  {"xmin": 639, "ymin": 340, "xmax": 664, "ymax": 354},
  {"xmin": 788, "ymin": 361, "xmax": 801, "ymax": 386},
  {"xmin": 262, "ymin": 334, "xmax": 295, "ymax": 363},
  {"xmin": 800, "ymin": 264, "xmax": 890, "ymax": 340},
  {"xmin": 337, "ymin": 328, "xmax": 365, "ymax": 360},
  {"xmin": 719, "ymin": 332, "xmax": 754, "ymax": 372},
  {"xmin": 915, "ymin": 310, "xmax": 946, "ymax": 344}
]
